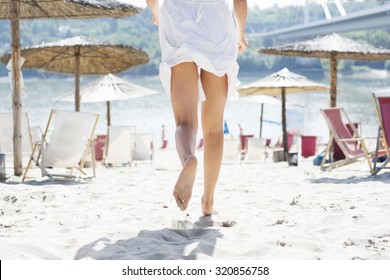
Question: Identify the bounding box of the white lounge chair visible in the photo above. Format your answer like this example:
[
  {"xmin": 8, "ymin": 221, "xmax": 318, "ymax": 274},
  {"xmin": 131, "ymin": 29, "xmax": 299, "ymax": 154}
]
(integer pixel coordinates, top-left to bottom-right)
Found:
[
  {"xmin": 134, "ymin": 133, "xmax": 154, "ymax": 162},
  {"xmin": 0, "ymin": 112, "xmax": 33, "ymax": 166},
  {"xmin": 104, "ymin": 125, "xmax": 136, "ymax": 166},
  {"xmin": 22, "ymin": 110, "xmax": 99, "ymax": 181},
  {"xmin": 245, "ymin": 138, "xmax": 266, "ymax": 162},
  {"xmin": 30, "ymin": 125, "xmax": 43, "ymax": 145},
  {"xmin": 222, "ymin": 138, "xmax": 241, "ymax": 164}
]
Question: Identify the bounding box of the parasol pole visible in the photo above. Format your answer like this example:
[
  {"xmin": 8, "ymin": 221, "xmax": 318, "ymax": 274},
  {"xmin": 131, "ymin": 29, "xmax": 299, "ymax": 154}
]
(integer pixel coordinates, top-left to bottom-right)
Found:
[
  {"xmin": 75, "ymin": 46, "xmax": 81, "ymax": 112},
  {"xmin": 259, "ymin": 103, "xmax": 264, "ymax": 138},
  {"xmin": 106, "ymin": 101, "xmax": 111, "ymax": 126},
  {"xmin": 281, "ymin": 87, "xmax": 288, "ymax": 161},
  {"xmin": 10, "ymin": 0, "xmax": 23, "ymax": 176},
  {"xmin": 330, "ymin": 52, "xmax": 337, "ymax": 108}
]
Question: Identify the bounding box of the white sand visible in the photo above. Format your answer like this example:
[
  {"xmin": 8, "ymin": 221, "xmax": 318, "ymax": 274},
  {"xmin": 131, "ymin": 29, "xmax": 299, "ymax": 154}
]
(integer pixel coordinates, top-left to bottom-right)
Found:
[{"xmin": 0, "ymin": 148, "xmax": 389, "ymax": 260}]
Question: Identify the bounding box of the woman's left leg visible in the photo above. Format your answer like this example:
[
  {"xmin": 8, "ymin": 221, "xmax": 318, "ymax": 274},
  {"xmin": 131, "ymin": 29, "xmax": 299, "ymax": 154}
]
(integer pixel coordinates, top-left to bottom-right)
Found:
[{"xmin": 200, "ymin": 69, "xmax": 228, "ymax": 215}]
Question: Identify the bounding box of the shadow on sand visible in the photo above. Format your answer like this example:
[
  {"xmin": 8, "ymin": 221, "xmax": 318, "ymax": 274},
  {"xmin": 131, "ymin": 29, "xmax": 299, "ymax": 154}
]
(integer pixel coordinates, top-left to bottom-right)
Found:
[
  {"xmin": 74, "ymin": 217, "xmax": 224, "ymax": 260},
  {"xmin": 309, "ymin": 171, "xmax": 390, "ymax": 185}
]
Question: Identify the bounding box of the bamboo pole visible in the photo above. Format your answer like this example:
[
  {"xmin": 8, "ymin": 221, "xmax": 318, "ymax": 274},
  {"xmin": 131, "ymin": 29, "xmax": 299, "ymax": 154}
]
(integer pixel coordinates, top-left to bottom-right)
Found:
[
  {"xmin": 281, "ymin": 88, "xmax": 288, "ymax": 161},
  {"xmin": 330, "ymin": 53, "xmax": 338, "ymax": 108},
  {"xmin": 75, "ymin": 46, "xmax": 81, "ymax": 112},
  {"xmin": 259, "ymin": 103, "xmax": 264, "ymax": 138},
  {"xmin": 106, "ymin": 101, "xmax": 111, "ymax": 126},
  {"xmin": 10, "ymin": 0, "xmax": 23, "ymax": 176}
]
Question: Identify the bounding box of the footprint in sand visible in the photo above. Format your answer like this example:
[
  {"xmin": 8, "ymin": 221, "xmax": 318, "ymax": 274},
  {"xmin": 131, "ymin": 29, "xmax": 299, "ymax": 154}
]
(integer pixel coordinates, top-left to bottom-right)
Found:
[{"xmin": 3, "ymin": 195, "xmax": 17, "ymax": 203}]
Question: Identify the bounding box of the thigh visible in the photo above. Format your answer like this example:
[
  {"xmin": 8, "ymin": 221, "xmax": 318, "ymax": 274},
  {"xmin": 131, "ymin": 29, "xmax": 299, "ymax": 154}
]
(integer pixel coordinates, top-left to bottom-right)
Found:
[
  {"xmin": 200, "ymin": 69, "xmax": 228, "ymax": 131},
  {"xmin": 171, "ymin": 62, "xmax": 199, "ymax": 125}
]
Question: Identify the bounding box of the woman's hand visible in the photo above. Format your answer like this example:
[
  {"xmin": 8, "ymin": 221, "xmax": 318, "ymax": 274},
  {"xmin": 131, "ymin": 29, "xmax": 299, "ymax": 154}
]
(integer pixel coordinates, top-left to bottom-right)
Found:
[
  {"xmin": 238, "ymin": 36, "xmax": 248, "ymax": 53},
  {"xmin": 146, "ymin": 0, "xmax": 159, "ymax": 25},
  {"xmin": 152, "ymin": 15, "xmax": 159, "ymax": 25}
]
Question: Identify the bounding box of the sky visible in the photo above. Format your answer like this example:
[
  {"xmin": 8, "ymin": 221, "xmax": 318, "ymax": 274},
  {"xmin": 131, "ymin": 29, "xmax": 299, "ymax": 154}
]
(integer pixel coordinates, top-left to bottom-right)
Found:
[{"xmin": 126, "ymin": 0, "xmax": 322, "ymax": 9}]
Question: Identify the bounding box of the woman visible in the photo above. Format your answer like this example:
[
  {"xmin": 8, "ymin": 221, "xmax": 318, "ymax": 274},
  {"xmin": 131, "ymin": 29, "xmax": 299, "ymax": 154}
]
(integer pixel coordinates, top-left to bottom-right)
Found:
[{"xmin": 146, "ymin": 0, "xmax": 248, "ymax": 215}]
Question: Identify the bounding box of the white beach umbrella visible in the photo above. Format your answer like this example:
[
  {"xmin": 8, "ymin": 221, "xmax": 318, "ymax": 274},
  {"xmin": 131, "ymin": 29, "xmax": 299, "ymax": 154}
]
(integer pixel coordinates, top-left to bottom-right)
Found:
[
  {"xmin": 238, "ymin": 68, "xmax": 328, "ymax": 159},
  {"xmin": 55, "ymin": 73, "xmax": 159, "ymax": 125}
]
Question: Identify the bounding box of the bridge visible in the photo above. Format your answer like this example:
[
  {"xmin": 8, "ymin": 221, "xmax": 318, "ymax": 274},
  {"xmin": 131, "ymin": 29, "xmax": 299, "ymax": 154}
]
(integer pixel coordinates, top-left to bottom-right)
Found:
[{"xmin": 254, "ymin": 2, "xmax": 390, "ymax": 41}]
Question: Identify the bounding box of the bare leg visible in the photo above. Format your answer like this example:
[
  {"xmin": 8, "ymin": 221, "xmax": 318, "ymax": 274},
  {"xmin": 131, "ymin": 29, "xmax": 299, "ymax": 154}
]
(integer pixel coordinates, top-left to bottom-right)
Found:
[
  {"xmin": 171, "ymin": 62, "xmax": 199, "ymax": 211},
  {"xmin": 200, "ymin": 70, "xmax": 228, "ymax": 216}
]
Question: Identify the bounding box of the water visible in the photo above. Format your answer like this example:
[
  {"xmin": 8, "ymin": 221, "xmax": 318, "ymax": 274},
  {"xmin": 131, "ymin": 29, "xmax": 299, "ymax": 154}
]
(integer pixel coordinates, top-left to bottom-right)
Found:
[{"xmin": 1, "ymin": 70, "xmax": 389, "ymax": 148}]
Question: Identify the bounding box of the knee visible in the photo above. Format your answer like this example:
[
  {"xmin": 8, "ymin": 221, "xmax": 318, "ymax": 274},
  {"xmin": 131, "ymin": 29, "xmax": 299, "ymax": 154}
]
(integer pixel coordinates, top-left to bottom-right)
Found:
[
  {"xmin": 176, "ymin": 121, "xmax": 198, "ymax": 132},
  {"xmin": 203, "ymin": 126, "xmax": 223, "ymax": 138}
]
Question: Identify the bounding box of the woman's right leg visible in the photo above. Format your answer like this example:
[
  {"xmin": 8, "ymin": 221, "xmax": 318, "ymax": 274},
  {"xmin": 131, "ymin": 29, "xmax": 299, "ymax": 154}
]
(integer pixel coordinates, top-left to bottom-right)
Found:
[{"xmin": 170, "ymin": 62, "xmax": 199, "ymax": 211}]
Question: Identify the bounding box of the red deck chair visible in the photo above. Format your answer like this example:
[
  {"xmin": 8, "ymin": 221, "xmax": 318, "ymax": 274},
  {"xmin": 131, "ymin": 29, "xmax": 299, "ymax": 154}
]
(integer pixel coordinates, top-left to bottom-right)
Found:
[
  {"xmin": 320, "ymin": 108, "xmax": 372, "ymax": 171},
  {"xmin": 372, "ymin": 93, "xmax": 390, "ymax": 175}
]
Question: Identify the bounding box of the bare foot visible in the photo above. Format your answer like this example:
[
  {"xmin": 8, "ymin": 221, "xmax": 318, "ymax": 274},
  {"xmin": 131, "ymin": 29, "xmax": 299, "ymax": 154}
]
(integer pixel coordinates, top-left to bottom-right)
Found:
[
  {"xmin": 201, "ymin": 196, "xmax": 215, "ymax": 216},
  {"xmin": 173, "ymin": 156, "xmax": 197, "ymax": 211}
]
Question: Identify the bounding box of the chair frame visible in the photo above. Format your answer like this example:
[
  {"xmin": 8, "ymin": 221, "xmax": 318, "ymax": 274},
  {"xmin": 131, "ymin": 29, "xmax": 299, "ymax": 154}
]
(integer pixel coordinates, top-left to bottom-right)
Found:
[
  {"xmin": 371, "ymin": 93, "xmax": 390, "ymax": 175},
  {"xmin": 244, "ymin": 137, "xmax": 266, "ymax": 163},
  {"xmin": 320, "ymin": 108, "xmax": 372, "ymax": 172},
  {"xmin": 133, "ymin": 132, "xmax": 154, "ymax": 165},
  {"xmin": 22, "ymin": 110, "xmax": 99, "ymax": 181},
  {"xmin": 222, "ymin": 138, "xmax": 241, "ymax": 164},
  {"xmin": 104, "ymin": 125, "xmax": 136, "ymax": 167}
]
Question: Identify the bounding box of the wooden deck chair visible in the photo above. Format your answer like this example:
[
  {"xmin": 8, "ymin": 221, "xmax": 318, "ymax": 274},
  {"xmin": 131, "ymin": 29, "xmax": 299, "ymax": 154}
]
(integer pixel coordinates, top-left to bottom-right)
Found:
[
  {"xmin": 320, "ymin": 108, "xmax": 372, "ymax": 171},
  {"xmin": 0, "ymin": 112, "xmax": 33, "ymax": 167},
  {"xmin": 245, "ymin": 138, "xmax": 265, "ymax": 162},
  {"xmin": 22, "ymin": 110, "xmax": 99, "ymax": 181},
  {"xmin": 104, "ymin": 125, "xmax": 136, "ymax": 166},
  {"xmin": 222, "ymin": 138, "xmax": 241, "ymax": 164},
  {"xmin": 134, "ymin": 133, "xmax": 154, "ymax": 162},
  {"xmin": 371, "ymin": 93, "xmax": 390, "ymax": 175}
]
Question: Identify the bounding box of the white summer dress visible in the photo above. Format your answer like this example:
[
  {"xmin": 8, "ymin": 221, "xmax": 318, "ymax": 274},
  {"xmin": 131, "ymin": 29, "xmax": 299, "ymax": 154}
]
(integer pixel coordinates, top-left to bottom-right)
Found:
[{"xmin": 159, "ymin": 0, "xmax": 239, "ymax": 102}]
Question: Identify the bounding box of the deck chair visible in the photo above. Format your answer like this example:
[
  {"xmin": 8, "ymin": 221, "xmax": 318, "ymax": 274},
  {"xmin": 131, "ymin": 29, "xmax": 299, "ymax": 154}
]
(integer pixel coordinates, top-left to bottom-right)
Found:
[
  {"xmin": 222, "ymin": 138, "xmax": 241, "ymax": 163},
  {"xmin": 22, "ymin": 110, "xmax": 99, "ymax": 181},
  {"xmin": 104, "ymin": 125, "xmax": 136, "ymax": 166},
  {"xmin": 245, "ymin": 138, "xmax": 265, "ymax": 162},
  {"xmin": 0, "ymin": 112, "xmax": 33, "ymax": 167},
  {"xmin": 134, "ymin": 133, "xmax": 154, "ymax": 162},
  {"xmin": 371, "ymin": 93, "xmax": 390, "ymax": 175},
  {"xmin": 30, "ymin": 125, "xmax": 43, "ymax": 145},
  {"xmin": 320, "ymin": 108, "xmax": 372, "ymax": 171}
]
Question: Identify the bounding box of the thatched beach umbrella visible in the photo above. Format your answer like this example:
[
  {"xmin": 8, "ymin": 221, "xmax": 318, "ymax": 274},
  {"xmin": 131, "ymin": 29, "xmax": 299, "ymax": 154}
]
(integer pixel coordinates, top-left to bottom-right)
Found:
[
  {"xmin": 238, "ymin": 68, "xmax": 328, "ymax": 160},
  {"xmin": 54, "ymin": 73, "xmax": 159, "ymax": 126},
  {"xmin": 260, "ymin": 33, "xmax": 390, "ymax": 108},
  {"xmin": 1, "ymin": 36, "xmax": 150, "ymax": 112},
  {"xmin": 0, "ymin": 0, "xmax": 141, "ymax": 176}
]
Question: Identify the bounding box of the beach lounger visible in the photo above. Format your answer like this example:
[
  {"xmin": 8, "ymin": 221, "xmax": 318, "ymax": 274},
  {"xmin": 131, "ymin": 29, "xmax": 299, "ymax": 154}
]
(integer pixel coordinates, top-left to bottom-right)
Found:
[
  {"xmin": 0, "ymin": 112, "xmax": 33, "ymax": 166},
  {"xmin": 22, "ymin": 110, "xmax": 99, "ymax": 181},
  {"xmin": 134, "ymin": 133, "xmax": 154, "ymax": 162},
  {"xmin": 320, "ymin": 108, "xmax": 372, "ymax": 171},
  {"xmin": 104, "ymin": 125, "xmax": 136, "ymax": 166},
  {"xmin": 222, "ymin": 138, "xmax": 241, "ymax": 163},
  {"xmin": 244, "ymin": 138, "xmax": 265, "ymax": 162},
  {"xmin": 30, "ymin": 125, "xmax": 43, "ymax": 145},
  {"xmin": 371, "ymin": 93, "xmax": 390, "ymax": 175}
]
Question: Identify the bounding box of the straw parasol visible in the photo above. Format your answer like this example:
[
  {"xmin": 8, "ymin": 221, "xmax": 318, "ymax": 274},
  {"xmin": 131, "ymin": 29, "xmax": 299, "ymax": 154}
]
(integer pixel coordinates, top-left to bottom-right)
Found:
[
  {"xmin": 54, "ymin": 73, "xmax": 159, "ymax": 126},
  {"xmin": 0, "ymin": 0, "xmax": 141, "ymax": 176},
  {"xmin": 238, "ymin": 68, "xmax": 328, "ymax": 160},
  {"xmin": 260, "ymin": 33, "xmax": 390, "ymax": 108},
  {"xmin": 1, "ymin": 36, "xmax": 150, "ymax": 111}
]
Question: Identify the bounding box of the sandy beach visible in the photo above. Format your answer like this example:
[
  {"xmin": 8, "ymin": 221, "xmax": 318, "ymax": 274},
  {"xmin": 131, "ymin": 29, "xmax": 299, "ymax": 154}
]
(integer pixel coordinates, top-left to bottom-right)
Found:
[{"xmin": 1, "ymin": 147, "xmax": 389, "ymax": 260}]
